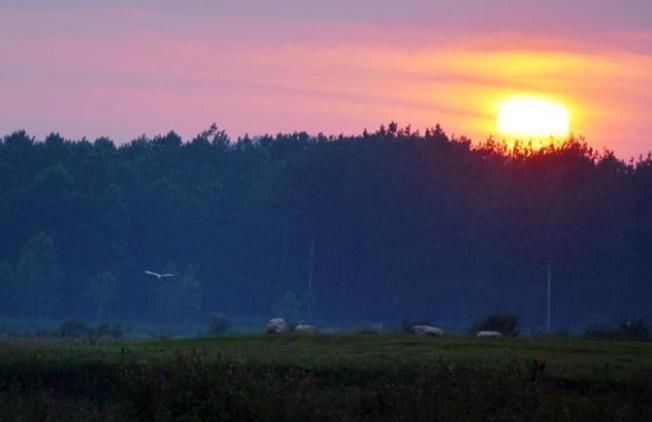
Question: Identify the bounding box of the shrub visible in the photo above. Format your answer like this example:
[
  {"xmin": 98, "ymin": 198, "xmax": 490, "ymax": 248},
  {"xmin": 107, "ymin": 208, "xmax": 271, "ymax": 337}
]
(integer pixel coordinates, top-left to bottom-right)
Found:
[
  {"xmin": 58, "ymin": 319, "xmax": 91, "ymax": 338},
  {"xmin": 618, "ymin": 319, "xmax": 649, "ymax": 340},
  {"xmin": 95, "ymin": 323, "xmax": 126, "ymax": 340},
  {"xmin": 585, "ymin": 319, "xmax": 649, "ymax": 340},
  {"xmin": 552, "ymin": 328, "xmax": 570, "ymax": 338},
  {"xmin": 208, "ymin": 313, "xmax": 231, "ymax": 335},
  {"xmin": 34, "ymin": 328, "xmax": 54, "ymax": 337},
  {"xmin": 57, "ymin": 320, "xmax": 126, "ymax": 342},
  {"xmin": 0, "ymin": 326, "xmax": 18, "ymax": 336},
  {"xmin": 149, "ymin": 330, "xmax": 175, "ymax": 340},
  {"xmin": 584, "ymin": 324, "xmax": 618, "ymax": 339},
  {"xmin": 470, "ymin": 313, "xmax": 519, "ymax": 336}
]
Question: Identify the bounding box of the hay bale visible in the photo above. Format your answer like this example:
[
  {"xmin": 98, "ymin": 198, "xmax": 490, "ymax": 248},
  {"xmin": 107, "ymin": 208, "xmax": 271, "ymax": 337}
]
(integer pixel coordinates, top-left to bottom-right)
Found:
[
  {"xmin": 266, "ymin": 318, "xmax": 289, "ymax": 334},
  {"xmin": 294, "ymin": 323, "xmax": 318, "ymax": 334},
  {"xmin": 413, "ymin": 325, "xmax": 444, "ymax": 336}
]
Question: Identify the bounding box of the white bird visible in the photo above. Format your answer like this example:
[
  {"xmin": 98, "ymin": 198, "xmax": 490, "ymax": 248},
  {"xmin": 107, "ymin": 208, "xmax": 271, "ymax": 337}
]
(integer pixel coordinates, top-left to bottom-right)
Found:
[{"xmin": 144, "ymin": 270, "xmax": 176, "ymax": 279}]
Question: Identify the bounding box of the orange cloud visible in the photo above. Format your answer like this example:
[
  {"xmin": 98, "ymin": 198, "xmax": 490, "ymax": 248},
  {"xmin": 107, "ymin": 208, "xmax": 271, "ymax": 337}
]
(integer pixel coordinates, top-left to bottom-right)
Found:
[{"xmin": 1, "ymin": 6, "xmax": 651, "ymax": 158}]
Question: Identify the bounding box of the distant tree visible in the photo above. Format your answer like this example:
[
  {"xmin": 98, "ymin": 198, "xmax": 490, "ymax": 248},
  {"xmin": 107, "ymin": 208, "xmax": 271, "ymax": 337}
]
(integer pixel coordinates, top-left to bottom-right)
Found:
[
  {"xmin": 152, "ymin": 263, "xmax": 202, "ymax": 324},
  {"xmin": 0, "ymin": 261, "xmax": 14, "ymax": 316},
  {"xmin": 177, "ymin": 263, "xmax": 203, "ymax": 323},
  {"xmin": 153, "ymin": 131, "xmax": 182, "ymax": 149},
  {"xmin": 3, "ymin": 130, "xmax": 34, "ymax": 148},
  {"xmin": 15, "ymin": 233, "xmax": 63, "ymax": 318},
  {"xmin": 273, "ymin": 290, "xmax": 302, "ymax": 322},
  {"xmin": 207, "ymin": 313, "xmax": 231, "ymax": 334},
  {"xmin": 85, "ymin": 271, "xmax": 119, "ymax": 322}
]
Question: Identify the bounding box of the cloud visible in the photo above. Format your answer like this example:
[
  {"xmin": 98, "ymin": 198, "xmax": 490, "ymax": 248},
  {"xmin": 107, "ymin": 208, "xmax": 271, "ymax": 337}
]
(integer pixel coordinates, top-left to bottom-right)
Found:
[{"xmin": 1, "ymin": 2, "xmax": 651, "ymax": 158}]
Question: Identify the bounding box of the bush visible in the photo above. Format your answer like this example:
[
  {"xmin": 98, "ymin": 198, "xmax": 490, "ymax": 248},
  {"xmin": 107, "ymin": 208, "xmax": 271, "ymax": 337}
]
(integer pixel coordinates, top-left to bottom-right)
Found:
[
  {"xmin": 0, "ymin": 326, "xmax": 18, "ymax": 336},
  {"xmin": 552, "ymin": 328, "xmax": 570, "ymax": 338},
  {"xmin": 58, "ymin": 319, "xmax": 91, "ymax": 338},
  {"xmin": 470, "ymin": 313, "xmax": 519, "ymax": 336},
  {"xmin": 618, "ymin": 319, "xmax": 649, "ymax": 340},
  {"xmin": 585, "ymin": 319, "xmax": 649, "ymax": 340},
  {"xmin": 57, "ymin": 320, "xmax": 126, "ymax": 342},
  {"xmin": 95, "ymin": 323, "xmax": 126, "ymax": 340},
  {"xmin": 208, "ymin": 313, "xmax": 231, "ymax": 335},
  {"xmin": 149, "ymin": 330, "xmax": 175, "ymax": 340},
  {"xmin": 584, "ymin": 324, "xmax": 618, "ymax": 339},
  {"xmin": 34, "ymin": 328, "xmax": 54, "ymax": 337}
]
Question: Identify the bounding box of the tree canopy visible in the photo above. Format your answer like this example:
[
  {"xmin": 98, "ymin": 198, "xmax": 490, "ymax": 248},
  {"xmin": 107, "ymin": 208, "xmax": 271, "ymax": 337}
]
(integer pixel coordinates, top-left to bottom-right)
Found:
[{"xmin": 0, "ymin": 124, "xmax": 649, "ymax": 329}]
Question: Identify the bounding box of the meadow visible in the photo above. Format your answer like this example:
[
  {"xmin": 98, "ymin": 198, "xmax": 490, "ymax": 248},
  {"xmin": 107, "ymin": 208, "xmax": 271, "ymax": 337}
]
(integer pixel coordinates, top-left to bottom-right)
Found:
[{"xmin": 0, "ymin": 334, "xmax": 650, "ymax": 421}]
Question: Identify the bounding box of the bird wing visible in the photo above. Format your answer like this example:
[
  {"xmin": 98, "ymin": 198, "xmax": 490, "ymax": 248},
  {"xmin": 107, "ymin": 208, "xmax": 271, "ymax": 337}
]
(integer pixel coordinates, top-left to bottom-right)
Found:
[
  {"xmin": 160, "ymin": 273, "xmax": 176, "ymax": 278},
  {"xmin": 144, "ymin": 270, "xmax": 161, "ymax": 277}
]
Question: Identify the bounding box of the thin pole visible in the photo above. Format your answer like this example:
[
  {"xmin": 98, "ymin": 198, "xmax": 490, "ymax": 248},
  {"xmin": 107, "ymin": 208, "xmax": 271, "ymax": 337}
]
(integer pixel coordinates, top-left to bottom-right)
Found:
[
  {"xmin": 547, "ymin": 261, "xmax": 552, "ymax": 332},
  {"xmin": 308, "ymin": 238, "xmax": 315, "ymax": 321}
]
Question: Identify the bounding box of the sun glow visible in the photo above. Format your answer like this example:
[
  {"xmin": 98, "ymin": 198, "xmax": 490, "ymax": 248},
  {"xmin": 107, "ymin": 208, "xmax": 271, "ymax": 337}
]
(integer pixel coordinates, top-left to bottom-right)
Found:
[{"xmin": 497, "ymin": 95, "xmax": 570, "ymax": 139}]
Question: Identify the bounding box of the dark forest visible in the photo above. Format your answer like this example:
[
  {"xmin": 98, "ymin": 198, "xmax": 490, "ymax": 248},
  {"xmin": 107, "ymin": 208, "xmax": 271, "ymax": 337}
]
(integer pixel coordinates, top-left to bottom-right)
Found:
[{"xmin": 1, "ymin": 123, "xmax": 650, "ymax": 331}]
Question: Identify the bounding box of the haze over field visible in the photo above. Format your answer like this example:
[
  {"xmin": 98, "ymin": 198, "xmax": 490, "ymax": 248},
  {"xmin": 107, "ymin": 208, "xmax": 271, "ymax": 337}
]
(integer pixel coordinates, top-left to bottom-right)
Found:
[{"xmin": 2, "ymin": 1, "xmax": 652, "ymax": 157}]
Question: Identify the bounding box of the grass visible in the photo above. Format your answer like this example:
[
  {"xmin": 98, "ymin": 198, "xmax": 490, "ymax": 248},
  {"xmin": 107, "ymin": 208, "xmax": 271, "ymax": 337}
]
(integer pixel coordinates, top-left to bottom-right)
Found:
[
  {"xmin": 4, "ymin": 334, "xmax": 649, "ymax": 380},
  {"xmin": 0, "ymin": 334, "xmax": 651, "ymax": 420}
]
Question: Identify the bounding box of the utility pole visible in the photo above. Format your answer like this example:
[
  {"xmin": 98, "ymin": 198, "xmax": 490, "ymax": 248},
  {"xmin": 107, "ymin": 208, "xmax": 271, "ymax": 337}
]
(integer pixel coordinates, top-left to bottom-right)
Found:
[
  {"xmin": 307, "ymin": 238, "xmax": 315, "ymax": 321},
  {"xmin": 547, "ymin": 261, "xmax": 552, "ymax": 332}
]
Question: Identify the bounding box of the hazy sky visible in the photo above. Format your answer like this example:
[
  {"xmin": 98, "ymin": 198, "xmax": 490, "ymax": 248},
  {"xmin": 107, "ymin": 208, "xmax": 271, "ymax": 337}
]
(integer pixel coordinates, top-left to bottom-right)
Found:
[{"xmin": 2, "ymin": 1, "xmax": 652, "ymax": 157}]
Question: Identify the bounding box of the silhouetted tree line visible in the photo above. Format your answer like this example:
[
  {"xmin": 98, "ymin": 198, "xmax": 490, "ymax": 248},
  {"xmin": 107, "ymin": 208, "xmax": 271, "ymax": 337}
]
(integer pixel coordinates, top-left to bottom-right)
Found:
[{"xmin": 0, "ymin": 123, "xmax": 650, "ymax": 329}]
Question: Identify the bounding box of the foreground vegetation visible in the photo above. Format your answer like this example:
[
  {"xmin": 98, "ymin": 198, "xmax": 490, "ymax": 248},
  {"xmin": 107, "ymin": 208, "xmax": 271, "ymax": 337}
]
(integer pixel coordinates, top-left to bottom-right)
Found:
[{"xmin": 0, "ymin": 334, "xmax": 650, "ymax": 421}]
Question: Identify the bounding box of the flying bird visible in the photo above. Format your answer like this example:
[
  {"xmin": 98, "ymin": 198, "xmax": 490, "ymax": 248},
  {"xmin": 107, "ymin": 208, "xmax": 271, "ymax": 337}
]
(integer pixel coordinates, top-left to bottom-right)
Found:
[{"xmin": 144, "ymin": 270, "xmax": 176, "ymax": 279}]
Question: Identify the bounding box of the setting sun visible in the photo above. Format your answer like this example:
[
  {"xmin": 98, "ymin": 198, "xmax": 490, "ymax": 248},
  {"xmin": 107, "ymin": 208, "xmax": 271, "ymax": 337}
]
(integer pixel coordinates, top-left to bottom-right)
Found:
[{"xmin": 497, "ymin": 95, "xmax": 570, "ymax": 139}]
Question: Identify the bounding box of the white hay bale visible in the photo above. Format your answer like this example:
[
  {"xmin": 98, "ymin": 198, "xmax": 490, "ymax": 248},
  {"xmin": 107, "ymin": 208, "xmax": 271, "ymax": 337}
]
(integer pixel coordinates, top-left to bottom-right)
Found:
[
  {"xmin": 412, "ymin": 325, "xmax": 444, "ymax": 336},
  {"xmin": 294, "ymin": 323, "xmax": 318, "ymax": 334},
  {"xmin": 266, "ymin": 318, "xmax": 289, "ymax": 334}
]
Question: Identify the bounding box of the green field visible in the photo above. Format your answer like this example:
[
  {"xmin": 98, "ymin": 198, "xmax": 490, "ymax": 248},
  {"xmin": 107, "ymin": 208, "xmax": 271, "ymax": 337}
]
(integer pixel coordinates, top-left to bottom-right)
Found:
[{"xmin": 1, "ymin": 335, "xmax": 651, "ymax": 421}]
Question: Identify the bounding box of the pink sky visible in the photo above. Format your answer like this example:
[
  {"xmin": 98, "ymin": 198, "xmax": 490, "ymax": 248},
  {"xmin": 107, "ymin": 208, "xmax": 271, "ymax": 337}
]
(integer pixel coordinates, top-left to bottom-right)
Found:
[{"xmin": 1, "ymin": 1, "xmax": 652, "ymax": 158}]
